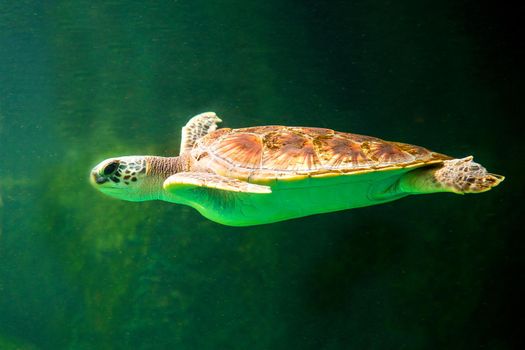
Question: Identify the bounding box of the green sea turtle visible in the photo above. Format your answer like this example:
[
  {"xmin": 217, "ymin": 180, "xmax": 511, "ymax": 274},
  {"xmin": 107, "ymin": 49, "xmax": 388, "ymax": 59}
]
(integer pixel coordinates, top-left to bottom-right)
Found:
[{"xmin": 90, "ymin": 112, "xmax": 504, "ymax": 226}]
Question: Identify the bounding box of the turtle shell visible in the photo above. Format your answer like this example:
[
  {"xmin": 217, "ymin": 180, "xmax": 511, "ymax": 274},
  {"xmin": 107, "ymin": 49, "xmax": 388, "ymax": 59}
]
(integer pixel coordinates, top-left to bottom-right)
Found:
[{"xmin": 191, "ymin": 126, "xmax": 451, "ymax": 181}]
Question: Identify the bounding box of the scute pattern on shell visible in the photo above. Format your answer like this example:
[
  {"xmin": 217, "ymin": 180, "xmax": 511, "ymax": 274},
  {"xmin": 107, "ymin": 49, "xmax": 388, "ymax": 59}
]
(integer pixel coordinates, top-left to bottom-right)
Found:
[{"xmin": 191, "ymin": 126, "xmax": 451, "ymax": 180}]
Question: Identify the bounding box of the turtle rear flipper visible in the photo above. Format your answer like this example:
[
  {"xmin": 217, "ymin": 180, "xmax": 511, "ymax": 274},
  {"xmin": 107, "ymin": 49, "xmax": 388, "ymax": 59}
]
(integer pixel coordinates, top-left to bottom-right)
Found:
[
  {"xmin": 163, "ymin": 172, "xmax": 271, "ymax": 194},
  {"xmin": 399, "ymin": 156, "xmax": 505, "ymax": 194}
]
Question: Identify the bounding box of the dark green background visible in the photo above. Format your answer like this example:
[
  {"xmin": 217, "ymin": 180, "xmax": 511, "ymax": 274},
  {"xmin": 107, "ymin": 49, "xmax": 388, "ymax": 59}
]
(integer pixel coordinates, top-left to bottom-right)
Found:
[{"xmin": 0, "ymin": 1, "xmax": 522, "ymax": 349}]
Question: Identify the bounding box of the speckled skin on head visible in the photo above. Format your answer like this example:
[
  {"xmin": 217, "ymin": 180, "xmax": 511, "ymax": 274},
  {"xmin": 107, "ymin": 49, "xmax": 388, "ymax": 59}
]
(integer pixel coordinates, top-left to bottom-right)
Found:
[
  {"xmin": 90, "ymin": 112, "xmax": 504, "ymax": 226},
  {"xmin": 91, "ymin": 155, "xmax": 189, "ymax": 202}
]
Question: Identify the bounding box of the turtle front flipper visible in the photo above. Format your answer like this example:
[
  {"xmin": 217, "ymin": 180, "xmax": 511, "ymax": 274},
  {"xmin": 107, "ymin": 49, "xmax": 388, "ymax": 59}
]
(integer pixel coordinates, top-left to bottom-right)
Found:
[
  {"xmin": 180, "ymin": 112, "xmax": 222, "ymax": 154},
  {"xmin": 163, "ymin": 172, "xmax": 271, "ymax": 194},
  {"xmin": 162, "ymin": 172, "xmax": 272, "ymax": 226},
  {"xmin": 398, "ymin": 156, "xmax": 504, "ymax": 195}
]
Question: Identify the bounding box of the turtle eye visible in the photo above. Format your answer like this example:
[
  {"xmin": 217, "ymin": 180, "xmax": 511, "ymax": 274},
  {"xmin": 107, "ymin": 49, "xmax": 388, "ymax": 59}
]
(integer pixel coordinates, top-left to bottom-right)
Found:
[{"xmin": 103, "ymin": 161, "xmax": 119, "ymax": 176}]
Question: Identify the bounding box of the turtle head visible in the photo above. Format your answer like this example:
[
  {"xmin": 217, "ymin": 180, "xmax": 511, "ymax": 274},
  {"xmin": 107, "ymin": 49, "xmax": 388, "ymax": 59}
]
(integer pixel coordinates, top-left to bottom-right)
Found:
[{"xmin": 90, "ymin": 156, "xmax": 152, "ymax": 201}]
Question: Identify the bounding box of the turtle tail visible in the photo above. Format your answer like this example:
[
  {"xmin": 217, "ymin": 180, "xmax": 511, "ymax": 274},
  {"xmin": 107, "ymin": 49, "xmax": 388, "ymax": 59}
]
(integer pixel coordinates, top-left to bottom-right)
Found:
[{"xmin": 398, "ymin": 156, "xmax": 505, "ymax": 195}]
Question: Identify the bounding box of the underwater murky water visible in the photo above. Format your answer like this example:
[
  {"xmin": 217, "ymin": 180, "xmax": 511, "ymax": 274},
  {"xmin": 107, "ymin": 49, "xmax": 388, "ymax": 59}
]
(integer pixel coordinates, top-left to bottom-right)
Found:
[{"xmin": 0, "ymin": 1, "xmax": 519, "ymax": 349}]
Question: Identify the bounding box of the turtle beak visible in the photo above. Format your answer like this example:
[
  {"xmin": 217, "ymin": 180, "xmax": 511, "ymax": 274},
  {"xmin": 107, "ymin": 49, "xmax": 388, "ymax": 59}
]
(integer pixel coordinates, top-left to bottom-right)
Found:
[{"xmin": 91, "ymin": 171, "xmax": 108, "ymax": 185}]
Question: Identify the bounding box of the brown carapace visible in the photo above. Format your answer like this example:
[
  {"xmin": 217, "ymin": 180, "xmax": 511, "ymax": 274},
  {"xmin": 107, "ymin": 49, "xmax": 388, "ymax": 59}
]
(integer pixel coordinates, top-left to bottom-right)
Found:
[{"xmin": 192, "ymin": 126, "xmax": 451, "ymax": 181}]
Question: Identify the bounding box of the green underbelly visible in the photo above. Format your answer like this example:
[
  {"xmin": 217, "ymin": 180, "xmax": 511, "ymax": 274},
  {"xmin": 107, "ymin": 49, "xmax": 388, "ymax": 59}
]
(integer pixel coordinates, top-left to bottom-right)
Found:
[{"xmin": 185, "ymin": 170, "xmax": 410, "ymax": 226}]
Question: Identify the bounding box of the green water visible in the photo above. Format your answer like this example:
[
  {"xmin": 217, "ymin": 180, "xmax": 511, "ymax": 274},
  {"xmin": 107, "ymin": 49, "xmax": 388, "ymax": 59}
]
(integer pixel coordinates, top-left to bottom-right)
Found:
[{"xmin": 0, "ymin": 1, "xmax": 520, "ymax": 349}]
